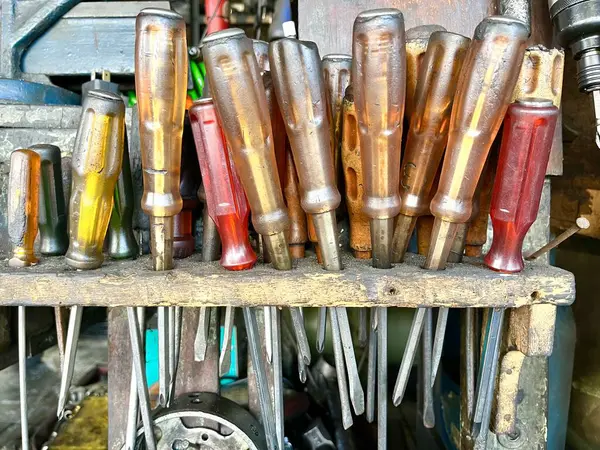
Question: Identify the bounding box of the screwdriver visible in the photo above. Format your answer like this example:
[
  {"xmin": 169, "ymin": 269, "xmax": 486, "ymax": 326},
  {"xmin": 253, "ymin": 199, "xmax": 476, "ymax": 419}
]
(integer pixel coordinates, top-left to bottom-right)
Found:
[
  {"xmin": 426, "ymin": 17, "xmax": 528, "ymax": 386},
  {"xmin": 471, "ymin": 99, "xmax": 559, "ymax": 437},
  {"xmin": 202, "ymin": 28, "xmax": 295, "ymax": 450},
  {"xmin": 270, "ymin": 24, "xmax": 364, "ymax": 420},
  {"xmin": 341, "ymin": 86, "xmax": 371, "ymax": 260},
  {"xmin": 405, "ymin": 25, "xmax": 447, "ymax": 122},
  {"xmin": 107, "ymin": 136, "xmax": 139, "ymax": 260},
  {"xmin": 340, "ymin": 86, "xmax": 369, "ymax": 349},
  {"xmin": 391, "ymin": 31, "xmax": 470, "ymax": 409},
  {"xmin": 190, "ymin": 98, "xmax": 257, "ymax": 369},
  {"xmin": 322, "ymin": 54, "xmax": 352, "ymax": 183},
  {"xmin": 8, "ymin": 149, "xmax": 41, "ymax": 450},
  {"xmin": 30, "ymin": 144, "xmax": 69, "ymax": 366},
  {"xmin": 135, "ymin": 8, "xmax": 187, "ymax": 408},
  {"xmin": 59, "ymin": 90, "xmax": 125, "ymax": 419},
  {"xmin": 353, "ymin": 9, "xmax": 405, "ymax": 447},
  {"xmin": 173, "ymin": 129, "xmax": 200, "ymax": 259}
]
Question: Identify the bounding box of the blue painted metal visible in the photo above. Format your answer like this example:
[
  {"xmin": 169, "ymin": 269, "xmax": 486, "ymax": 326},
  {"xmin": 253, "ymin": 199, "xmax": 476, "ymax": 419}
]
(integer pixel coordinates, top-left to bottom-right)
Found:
[{"xmin": 0, "ymin": 79, "xmax": 80, "ymax": 105}]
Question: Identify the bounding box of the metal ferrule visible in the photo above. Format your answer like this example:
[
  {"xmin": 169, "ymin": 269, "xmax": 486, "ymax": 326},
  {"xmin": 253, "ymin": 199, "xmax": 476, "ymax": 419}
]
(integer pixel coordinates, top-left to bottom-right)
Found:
[
  {"xmin": 8, "ymin": 150, "xmax": 41, "ymax": 268},
  {"xmin": 352, "ymin": 9, "xmax": 405, "ymax": 222},
  {"xmin": 66, "ymin": 90, "xmax": 125, "ymax": 270},
  {"xmin": 30, "ymin": 144, "xmax": 68, "ymax": 256}
]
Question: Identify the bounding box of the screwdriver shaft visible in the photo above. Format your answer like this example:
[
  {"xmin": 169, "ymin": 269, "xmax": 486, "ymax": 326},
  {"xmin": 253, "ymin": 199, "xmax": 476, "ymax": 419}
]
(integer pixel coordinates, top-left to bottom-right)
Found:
[
  {"xmin": 127, "ymin": 307, "xmax": 157, "ymax": 450},
  {"xmin": 264, "ymin": 306, "xmax": 273, "ymax": 363},
  {"xmin": 366, "ymin": 309, "xmax": 377, "ymax": 423},
  {"xmin": 336, "ymin": 307, "xmax": 365, "ymax": 415},
  {"xmin": 270, "ymin": 306, "xmax": 285, "ymax": 449},
  {"xmin": 431, "ymin": 306, "xmax": 449, "ymax": 384},
  {"xmin": 393, "ymin": 307, "xmax": 426, "ymax": 406},
  {"xmin": 194, "ymin": 307, "xmax": 211, "ymax": 361},
  {"xmin": 377, "ymin": 307, "xmax": 388, "ymax": 450},
  {"xmin": 316, "ymin": 307, "xmax": 327, "ymax": 353},
  {"xmin": 472, "ymin": 308, "xmax": 505, "ymax": 438},
  {"xmin": 330, "ymin": 308, "xmax": 353, "ymax": 429},
  {"xmin": 290, "ymin": 307, "xmax": 311, "ymax": 365},
  {"xmin": 358, "ymin": 308, "xmax": 368, "ymax": 348},
  {"xmin": 157, "ymin": 306, "xmax": 170, "ymax": 407},
  {"xmin": 421, "ymin": 309, "xmax": 435, "ymax": 428},
  {"xmin": 125, "ymin": 307, "xmax": 145, "ymax": 450},
  {"xmin": 219, "ymin": 306, "xmax": 235, "ymax": 376},
  {"xmin": 57, "ymin": 305, "xmax": 83, "ymax": 418},
  {"xmin": 243, "ymin": 307, "xmax": 279, "ymax": 450},
  {"xmin": 19, "ymin": 306, "xmax": 29, "ymax": 450}
]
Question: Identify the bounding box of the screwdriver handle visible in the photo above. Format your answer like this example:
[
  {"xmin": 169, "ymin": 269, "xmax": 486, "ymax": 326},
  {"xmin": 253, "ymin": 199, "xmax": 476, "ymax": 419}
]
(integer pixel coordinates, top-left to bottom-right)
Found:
[
  {"xmin": 269, "ymin": 36, "xmax": 342, "ymax": 270},
  {"xmin": 322, "ymin": 54, "xmax": 352, "ymax": 181},
  {"xmin": 426, "ymin": 16, "xmax": 529, "ymax": 270},
  {"xmin": 30, "ymin": 144, "xmax": 68, "ymax": 256},
  {"xmin": 352, "ymin": 8, "xmax": 406, "ymax": 268},
  {"xmin": 190, "ymin": 98, "xmax": 257, "ymax": 271},
  {"xmin": 173, "ymin": 127, "xmax": 201, "ymax": 259},
  {"xmin": 405, "ymin": 25, "xmax": 447, "ymax": 121},
  {"xmin": 108, "ymin": 134, "xmax": 139, "ymax": 259},
  {"xmin": 136, "ymin": 9, "xmax": 187, "ymax": 270},
  {"xmin": 284, "ymin": 144, "xmax": 308, "ymax": 258},
  {"xmin": 202, "ymin": 28, "xmax": 291, "ymax": 270},
  {"xmin": 253, "ymin": 39, "xmax": 270, "ymax": 74},
  {"xmin": 66, "ymin": 90, "xmax": 125, "ymax": 270},
  {"xmin": 352, "ymin": 9, "xmax": 405, "ymax": 222},
  {"xmin": 263, "ymin": 72, "xmax": 287, "ymax": 193},
  {"xmin": 341, "ymin": 87, "xmax": 372, "ymax": 259},
  {"xmin": 392, "ymin": 31, "xmax": 470, "ymax": 262},
  {"xmin": 484, "ymin": 100, "xmax": 559, "ymax": 273},
  {"xmin": 8, "ymin": 150, "xmax": 41, "ymax": 267}
]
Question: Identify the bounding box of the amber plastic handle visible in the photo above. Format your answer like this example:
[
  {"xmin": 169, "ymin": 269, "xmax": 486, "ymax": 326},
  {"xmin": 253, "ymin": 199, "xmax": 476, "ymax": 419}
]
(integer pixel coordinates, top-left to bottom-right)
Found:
[
  {"xmin": 202, "ymin": 29, "xmax": 289, "ymax": 238},
  {"xmin": 66, "ymin": 90, "xmax": 125, "ymax": 270},
  {"xmin": 269, "ymin": 37, "xmax": 341, "ymax": 215},
  {"xmin": 135, "ymin": 8, "xmax": 187, "ymax": 219},
  {"xmin": 400, "ymin": 31, "xmax": 471, "ymax": 218},
  {"xmin": 31, "ymin": 144, "xmax": 68, "ymax": 256},
  {"xmin": 352, "ymin": 9, "xmax": 405, "ymax": 220},
  {"xmin": 8, "ymin": 149, "xmax": 41, "ymax": 267},
  {"xmin": 430, "ymin": 17, "xmax": 529, "ymax": 224}
]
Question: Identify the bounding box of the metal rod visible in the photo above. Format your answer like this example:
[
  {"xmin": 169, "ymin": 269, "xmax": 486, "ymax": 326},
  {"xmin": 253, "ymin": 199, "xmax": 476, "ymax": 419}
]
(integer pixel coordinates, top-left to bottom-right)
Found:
[
  {"xmin": 19, "ymin": 306, "xmax": 29, "ymax": 450},
  {"xmin": 525, "ymin": 217, "xmax": 590, "ymax": 260},
  {"xmin": 358, "ymin": 308, "xmax": 368, "ymax": 348},
  {"xmin": 127, "ymin": 307, "xmax": 156, "ymax": 450},
  {"xmin": 264, "ymin": 306, "xmax": 273, "ymax": 363},
  {"xmin": 57, "ymin": 305, "xmax": 83, "ymax": 418}
]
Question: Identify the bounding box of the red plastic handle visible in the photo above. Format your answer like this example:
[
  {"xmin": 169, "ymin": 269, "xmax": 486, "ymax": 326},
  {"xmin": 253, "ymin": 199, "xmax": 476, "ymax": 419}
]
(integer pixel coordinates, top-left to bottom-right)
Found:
[
  {"xmin": 190, "ymin": 99, "xmax": 257, "ymax": 271},
  {"xmin": 484, "ymin": 100, "xmax": 558, "ymax": 273}
]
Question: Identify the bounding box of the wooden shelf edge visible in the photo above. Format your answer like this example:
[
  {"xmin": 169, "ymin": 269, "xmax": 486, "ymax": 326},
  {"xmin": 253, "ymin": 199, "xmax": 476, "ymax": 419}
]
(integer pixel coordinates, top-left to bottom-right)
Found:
[{"xmin": 0, "ymin": 253, "xmax": 575, "ymax": 308}]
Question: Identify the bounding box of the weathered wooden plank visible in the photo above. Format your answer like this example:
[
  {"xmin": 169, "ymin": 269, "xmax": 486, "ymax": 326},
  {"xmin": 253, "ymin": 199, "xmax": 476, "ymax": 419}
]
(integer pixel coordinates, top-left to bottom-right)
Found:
[{"xmin": 0, "ymin": 253, "xmax": 574, "ymax": 308}]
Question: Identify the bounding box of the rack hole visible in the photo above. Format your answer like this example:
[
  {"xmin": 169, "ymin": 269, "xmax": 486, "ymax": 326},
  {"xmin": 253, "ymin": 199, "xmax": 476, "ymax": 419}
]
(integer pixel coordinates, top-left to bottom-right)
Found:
[{"xmin": 530, "ymin": 291, "xmax": 540, "ymax": 301}]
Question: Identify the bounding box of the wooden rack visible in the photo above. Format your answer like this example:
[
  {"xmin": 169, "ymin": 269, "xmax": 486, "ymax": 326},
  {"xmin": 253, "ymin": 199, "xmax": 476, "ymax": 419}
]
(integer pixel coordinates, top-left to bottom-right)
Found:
[{"xmin": 0, "ymin": 252, "xmax": 575, "ymax": 308}]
